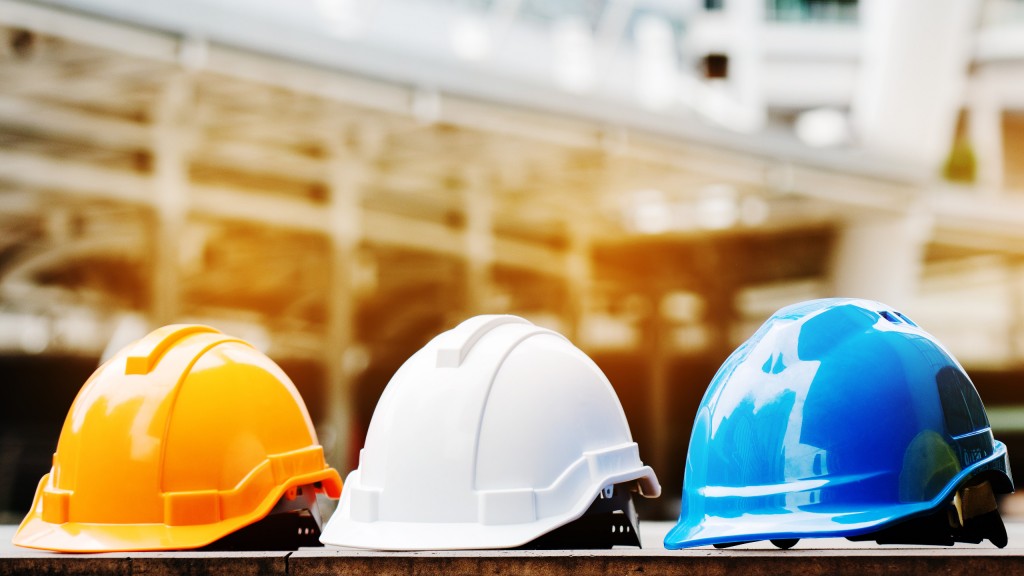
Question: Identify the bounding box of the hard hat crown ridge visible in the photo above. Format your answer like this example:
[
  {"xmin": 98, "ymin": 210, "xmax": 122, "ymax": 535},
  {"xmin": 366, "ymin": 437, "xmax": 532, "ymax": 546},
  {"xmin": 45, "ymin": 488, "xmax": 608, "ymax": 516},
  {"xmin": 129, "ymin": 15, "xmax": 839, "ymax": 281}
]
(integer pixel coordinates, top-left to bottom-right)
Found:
[
  {"xmin": 321, "ymin": 314, "xmax": 660, "ymax": 550},
  {"xmin": 14, "ymin": 324, "xmax": 342, "ymax": 553},
  {"xmin": 665, "ymin": 298, "xmax": 1013, "ymax": 550}
]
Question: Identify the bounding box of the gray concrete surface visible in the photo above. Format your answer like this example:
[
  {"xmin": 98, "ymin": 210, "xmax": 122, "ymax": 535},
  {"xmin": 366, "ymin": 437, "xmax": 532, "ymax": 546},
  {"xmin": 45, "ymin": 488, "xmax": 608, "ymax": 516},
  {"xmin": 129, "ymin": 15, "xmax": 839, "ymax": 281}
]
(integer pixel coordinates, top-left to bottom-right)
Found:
[{"xmin": 3, "ymin": 522, "xmax": 1024, "ymax": 575}]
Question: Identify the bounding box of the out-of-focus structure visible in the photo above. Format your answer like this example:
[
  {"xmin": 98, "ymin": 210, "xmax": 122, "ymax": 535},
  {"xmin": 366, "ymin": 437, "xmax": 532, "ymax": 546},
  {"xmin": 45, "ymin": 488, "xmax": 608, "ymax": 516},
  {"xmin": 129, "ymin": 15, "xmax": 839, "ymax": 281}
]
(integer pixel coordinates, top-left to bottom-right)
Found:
[{"xmin": 1, "ymin": 0, "xmax": 1023, "ymax": 520}]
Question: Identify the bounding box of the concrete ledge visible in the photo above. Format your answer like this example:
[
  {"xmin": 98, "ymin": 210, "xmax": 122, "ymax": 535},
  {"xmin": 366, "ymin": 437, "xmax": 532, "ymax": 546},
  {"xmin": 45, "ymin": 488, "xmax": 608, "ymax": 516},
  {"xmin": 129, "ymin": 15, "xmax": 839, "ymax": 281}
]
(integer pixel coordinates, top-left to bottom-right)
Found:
[
  {"xmin": 0, "ymin": 551, "xmax": 288, "ymax": 576},
  {"xmin": 4, "ymin": 549, "xmax": 1024, "ymax": 576},
  {"xmin": 289, "ymin": 549, "xmax": 1024, "ymax": 576},
  {"xmin": 4, "ymin": 524, "xmax": 1024, "ymax": 576}
]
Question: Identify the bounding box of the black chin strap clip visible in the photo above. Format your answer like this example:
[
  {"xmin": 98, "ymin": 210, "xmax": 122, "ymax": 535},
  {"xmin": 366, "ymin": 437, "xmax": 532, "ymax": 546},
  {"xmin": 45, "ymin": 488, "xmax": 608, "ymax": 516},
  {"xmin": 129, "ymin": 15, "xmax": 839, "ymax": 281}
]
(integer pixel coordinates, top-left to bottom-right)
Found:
[{"xmin": 520, "ymin": 483, "xmax": 642, "ymax": 549}]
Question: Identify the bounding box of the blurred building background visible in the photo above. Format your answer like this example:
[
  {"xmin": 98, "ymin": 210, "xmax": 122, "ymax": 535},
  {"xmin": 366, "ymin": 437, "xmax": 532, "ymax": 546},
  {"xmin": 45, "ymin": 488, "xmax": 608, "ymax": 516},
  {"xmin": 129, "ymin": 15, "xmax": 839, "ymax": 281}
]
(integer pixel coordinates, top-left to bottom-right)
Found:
[{"xmin": 1, "ymin": 0, "xmax": 1024, "ymax": 522}]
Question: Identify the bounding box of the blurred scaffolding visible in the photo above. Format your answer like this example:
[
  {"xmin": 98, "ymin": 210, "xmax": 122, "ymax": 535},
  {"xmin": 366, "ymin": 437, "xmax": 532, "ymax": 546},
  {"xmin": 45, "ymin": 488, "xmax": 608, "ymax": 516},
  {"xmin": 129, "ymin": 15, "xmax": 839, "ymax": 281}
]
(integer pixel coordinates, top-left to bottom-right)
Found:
[{"xmin": 1, "ymin": 0, "xmax": 1024, "ymax": 521}]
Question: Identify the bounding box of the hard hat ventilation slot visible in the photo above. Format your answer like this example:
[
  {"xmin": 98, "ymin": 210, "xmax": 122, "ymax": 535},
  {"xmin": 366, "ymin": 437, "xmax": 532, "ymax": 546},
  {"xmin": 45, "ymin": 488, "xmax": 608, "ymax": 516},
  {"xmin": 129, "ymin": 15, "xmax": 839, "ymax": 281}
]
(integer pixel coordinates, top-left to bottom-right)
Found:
[
  {"xmin": 610, "ymin": 522, "xmax": 631, "ymax": 534},
  {"xmin": 895, "ymin": 311, "xmax": 918, "ymax": 326},
  {"xmin": 878, "ymin": 311, "xmax": 901, "ymax": 324}
]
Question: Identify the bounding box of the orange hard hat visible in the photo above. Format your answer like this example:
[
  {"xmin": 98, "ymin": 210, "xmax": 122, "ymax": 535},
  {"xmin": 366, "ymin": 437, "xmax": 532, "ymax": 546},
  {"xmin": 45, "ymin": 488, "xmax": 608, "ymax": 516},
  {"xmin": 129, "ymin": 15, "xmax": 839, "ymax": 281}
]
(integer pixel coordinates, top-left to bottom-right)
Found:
[{"xmin": 13, "ymin": 324, "xmax": 342, "ymax": 552}]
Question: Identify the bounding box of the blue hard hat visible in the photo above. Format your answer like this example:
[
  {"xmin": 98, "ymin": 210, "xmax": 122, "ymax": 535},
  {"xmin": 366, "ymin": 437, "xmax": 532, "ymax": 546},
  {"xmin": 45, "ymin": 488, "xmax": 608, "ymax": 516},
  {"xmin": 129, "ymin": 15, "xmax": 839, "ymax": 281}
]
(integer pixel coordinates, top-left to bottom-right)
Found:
[{"xmin": 665, "ymin": 298, "xmax": 1013, "ymax": 550}]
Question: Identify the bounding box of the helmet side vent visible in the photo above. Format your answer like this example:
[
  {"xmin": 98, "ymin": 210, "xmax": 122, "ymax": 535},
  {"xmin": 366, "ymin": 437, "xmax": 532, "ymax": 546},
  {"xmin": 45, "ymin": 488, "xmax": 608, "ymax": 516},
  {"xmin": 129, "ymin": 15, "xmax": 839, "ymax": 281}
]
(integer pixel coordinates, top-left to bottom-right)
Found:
[
  {"xmin": 878, "ymin": 311, "xmax": 901, "ymax": 324},
  {"xmin": 895, "ymin": 312, "xmax": 918, "ymax": 326},
  {"xmin": 878, "ymin": 310, "xmax": 919, "ymax": 327}
]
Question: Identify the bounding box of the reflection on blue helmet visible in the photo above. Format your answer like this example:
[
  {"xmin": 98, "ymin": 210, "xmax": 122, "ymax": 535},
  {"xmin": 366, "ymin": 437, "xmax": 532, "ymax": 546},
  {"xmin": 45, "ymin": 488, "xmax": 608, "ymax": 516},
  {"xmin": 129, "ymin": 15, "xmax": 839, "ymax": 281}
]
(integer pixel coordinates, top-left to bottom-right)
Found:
[{"xmin": 665, "ymin": 298, "xmax": 1013, "ymax": 549}]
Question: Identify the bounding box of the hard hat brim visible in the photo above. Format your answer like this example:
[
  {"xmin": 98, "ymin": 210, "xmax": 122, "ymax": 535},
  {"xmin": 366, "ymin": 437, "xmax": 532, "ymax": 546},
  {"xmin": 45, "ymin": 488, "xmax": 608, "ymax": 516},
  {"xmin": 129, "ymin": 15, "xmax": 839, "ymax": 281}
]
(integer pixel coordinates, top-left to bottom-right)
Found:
[
  {"xmin": 664, "ymin": 440, "xmax": 1012, "ymax": 549},
  {"xmin": 321, "ymin": 466, "xmax": 660, "ymax": 550},
  {"xmin": 13, "ymin": 468, "xmax": 342, "ymax": 553}
]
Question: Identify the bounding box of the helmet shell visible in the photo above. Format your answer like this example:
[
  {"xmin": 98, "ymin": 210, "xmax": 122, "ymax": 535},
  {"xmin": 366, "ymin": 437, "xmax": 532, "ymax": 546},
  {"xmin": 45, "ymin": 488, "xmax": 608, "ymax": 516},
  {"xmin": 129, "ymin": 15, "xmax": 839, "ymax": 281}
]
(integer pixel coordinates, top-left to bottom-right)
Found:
[
  {"xmin": 665, "ymin": 298, "xmax": 1013, "ymax": 549},
  {"xmin": 320, "ymin": 315, "xmax": 660, "ymax": 550},
  {"xmin": 14, "ymin": 325, "xmax": 342, "ymax": 552}
]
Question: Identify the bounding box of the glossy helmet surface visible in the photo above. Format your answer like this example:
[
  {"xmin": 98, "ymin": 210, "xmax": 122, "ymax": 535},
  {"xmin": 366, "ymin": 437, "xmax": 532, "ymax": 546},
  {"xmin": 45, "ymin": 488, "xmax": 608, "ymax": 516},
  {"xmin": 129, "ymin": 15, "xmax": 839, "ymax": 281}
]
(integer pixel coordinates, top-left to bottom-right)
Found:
[
  {"xmin": 665, "ymin": 298, "xmax": 1013, "ymax": 549},
  {"xmin": 14, "ymin": 325, "xmax": 342, "ymax": 552},
  {"xmin": 321, "ymin": 315, "xmax": 660, "ymax": 550}
]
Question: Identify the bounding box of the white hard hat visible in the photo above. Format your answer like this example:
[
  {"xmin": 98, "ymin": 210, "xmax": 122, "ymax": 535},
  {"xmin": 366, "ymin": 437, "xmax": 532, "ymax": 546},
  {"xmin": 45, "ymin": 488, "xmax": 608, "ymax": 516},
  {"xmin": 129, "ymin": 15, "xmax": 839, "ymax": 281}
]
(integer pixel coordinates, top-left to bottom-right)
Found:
[{"xmin": 320, "ymin": 315, "xmax": 660, "ymax": 550}]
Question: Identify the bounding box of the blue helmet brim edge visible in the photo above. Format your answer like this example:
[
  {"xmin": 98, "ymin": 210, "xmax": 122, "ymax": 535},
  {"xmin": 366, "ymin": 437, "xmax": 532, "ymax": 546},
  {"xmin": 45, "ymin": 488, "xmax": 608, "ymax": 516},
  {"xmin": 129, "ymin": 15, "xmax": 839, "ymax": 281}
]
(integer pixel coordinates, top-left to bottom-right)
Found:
[{"xmin": 664, "ymin": 438, "xmax": 1012, "ymax": 550}]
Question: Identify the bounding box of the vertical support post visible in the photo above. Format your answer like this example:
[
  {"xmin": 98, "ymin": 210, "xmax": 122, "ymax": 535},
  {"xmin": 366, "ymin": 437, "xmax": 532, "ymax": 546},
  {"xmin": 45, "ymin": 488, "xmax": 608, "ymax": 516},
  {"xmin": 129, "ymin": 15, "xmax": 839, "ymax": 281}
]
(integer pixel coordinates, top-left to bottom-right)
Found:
[
  {"xmin": 1012, "ymin": 262, "xmax": 1024, "ymax": 365},
  {"xmin": 728, "ymin": 0, "xmax": 766, "ymax": 132},
  {"xmin": 150, "ymin": 72, "xmax": 192, "ymax": 326},
  {"xmin": 831, "ymin": 211, "xmax": 931, "ymax": 309},
  {"xmin": 463, "ymin": 168, "xmax": 493, "ymax": 315},
  {"xmin": 852, "ymin": 0, "xmax": 981, "ymax": 170},
  {"xmin": 646, "ymin": 291, "xmax": 670, "ymax": 486},
  {"xmin": 969, "ymin": 71, "xmax": 1005, "ymax": 194},
  {"xmin": 323, "ymin": 123, "xmax": 373, "ymax": 473},
  {"xmin": 565, "ymin": 220, "xmax": 592, "ymax": 342}
]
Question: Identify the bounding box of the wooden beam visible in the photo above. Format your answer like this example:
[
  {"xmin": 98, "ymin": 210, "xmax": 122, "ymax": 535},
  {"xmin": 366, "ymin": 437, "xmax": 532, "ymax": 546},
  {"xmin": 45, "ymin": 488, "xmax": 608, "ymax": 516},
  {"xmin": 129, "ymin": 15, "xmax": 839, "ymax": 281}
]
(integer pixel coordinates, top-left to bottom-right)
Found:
[
  {"xmin": 0, "ymin": 150, "xmax": 566, "ymax": 276},
  {"xmin": 0, "ymin": 95, "xmax": 149, "ymax": 150},
  {"xmin": 0, "ymin": 150, "xmax": 149, "ymax": 204},
  {"xmin": 0, "ymin": 0, "xmax": 179, "ymax": 63}
]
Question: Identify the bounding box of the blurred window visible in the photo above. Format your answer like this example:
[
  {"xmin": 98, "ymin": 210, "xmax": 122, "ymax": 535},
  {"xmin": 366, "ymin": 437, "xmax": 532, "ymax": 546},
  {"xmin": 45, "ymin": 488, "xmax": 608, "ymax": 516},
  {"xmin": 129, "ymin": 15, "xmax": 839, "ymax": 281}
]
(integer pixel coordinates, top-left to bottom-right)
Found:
[{"xmin": 766, "ymin": 0, "xmax": 858, "ymax": 23}]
